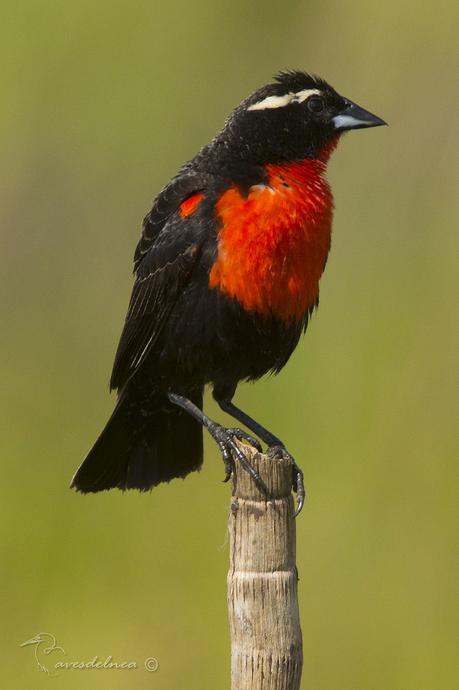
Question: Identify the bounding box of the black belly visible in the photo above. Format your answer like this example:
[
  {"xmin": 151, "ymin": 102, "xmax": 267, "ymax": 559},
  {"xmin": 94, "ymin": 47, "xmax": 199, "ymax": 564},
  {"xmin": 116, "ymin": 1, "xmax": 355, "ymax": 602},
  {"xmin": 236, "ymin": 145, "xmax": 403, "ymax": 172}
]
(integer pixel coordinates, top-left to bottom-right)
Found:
[{"xmin": 144, "ymin": 275, "xmax": 310, "ymax": 395}]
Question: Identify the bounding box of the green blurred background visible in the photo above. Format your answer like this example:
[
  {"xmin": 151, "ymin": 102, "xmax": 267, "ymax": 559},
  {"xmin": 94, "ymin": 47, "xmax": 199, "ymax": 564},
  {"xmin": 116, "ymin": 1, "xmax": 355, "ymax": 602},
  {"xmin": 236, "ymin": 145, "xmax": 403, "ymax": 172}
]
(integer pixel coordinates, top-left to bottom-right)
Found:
[{"xmin": 1, "ymin": 1, "xmax": 458, "ymax": 688}]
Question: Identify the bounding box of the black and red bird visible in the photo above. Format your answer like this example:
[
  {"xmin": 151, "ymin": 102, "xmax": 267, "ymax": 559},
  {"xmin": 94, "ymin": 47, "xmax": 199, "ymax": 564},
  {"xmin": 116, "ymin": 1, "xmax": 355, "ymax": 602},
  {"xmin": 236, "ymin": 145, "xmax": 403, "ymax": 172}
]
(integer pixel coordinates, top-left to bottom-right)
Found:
[{"xmin": 71, "ymin": 70, "xmax": 385, "ymax": 514}]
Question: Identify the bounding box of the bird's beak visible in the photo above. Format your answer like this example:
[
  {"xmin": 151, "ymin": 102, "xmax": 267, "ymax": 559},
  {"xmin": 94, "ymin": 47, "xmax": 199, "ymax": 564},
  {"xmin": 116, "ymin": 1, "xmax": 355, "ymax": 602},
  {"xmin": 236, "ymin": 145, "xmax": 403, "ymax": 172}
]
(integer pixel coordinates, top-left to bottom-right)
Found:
[
  {"xmin": 20, "ymin": 636, "xmax": 40, "ymax": 646},
  {"xmin": 332, "ymin": 99, "xmax": 387, "ymax": 131}
]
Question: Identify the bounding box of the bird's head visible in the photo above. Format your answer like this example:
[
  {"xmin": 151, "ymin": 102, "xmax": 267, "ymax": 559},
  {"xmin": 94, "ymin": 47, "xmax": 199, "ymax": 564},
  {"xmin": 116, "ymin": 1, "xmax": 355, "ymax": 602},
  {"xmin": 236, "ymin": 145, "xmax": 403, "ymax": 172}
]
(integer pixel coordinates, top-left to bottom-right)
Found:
[
  {"xmin": 213, "ymin": 70, "xmax": 386, "ymax": 167},
  {"xmin": 20, "ymin": 632, "xmax": 56, "ymax": 649},
  {"xmin": 20, "ymin": 632, "xmax": 48, "ymax": 647}
]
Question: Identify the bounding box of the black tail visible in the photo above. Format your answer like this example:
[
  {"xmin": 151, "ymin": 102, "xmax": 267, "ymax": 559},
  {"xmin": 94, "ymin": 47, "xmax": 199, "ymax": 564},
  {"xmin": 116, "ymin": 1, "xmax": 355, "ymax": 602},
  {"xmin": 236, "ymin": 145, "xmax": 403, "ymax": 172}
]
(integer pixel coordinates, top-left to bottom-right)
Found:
[{"xmin": 71, "ymin": 389, "xmax": 203, "ymax": 493}]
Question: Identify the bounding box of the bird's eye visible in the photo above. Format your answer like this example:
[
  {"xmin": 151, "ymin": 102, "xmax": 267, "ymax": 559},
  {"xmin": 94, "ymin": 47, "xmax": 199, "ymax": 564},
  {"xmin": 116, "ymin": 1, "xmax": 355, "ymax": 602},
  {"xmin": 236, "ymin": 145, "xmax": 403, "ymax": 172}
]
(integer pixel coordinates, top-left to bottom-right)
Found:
[{"xmin": 307, "ymin": 96, "xmax": 325, "ymax": 114}]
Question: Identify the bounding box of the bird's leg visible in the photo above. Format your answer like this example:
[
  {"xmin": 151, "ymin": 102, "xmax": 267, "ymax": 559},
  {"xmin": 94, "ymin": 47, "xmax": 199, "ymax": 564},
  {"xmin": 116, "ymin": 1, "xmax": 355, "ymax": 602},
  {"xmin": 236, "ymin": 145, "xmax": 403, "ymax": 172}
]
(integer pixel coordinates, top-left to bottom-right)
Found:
[
  {"xmin": 215, "ymin": 397, "xmax": 305, "ymax": 517},
  {"xmin": 167, "ymin": 392, "xmax": 268, "ymax": 496}
]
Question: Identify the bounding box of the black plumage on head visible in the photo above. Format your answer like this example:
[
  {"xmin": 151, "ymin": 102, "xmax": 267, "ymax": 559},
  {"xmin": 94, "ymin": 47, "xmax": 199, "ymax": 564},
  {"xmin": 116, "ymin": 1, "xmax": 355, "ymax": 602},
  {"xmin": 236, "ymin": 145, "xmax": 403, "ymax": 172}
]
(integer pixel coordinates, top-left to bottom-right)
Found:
[{"xmin": 274, "ymin": 69, "xmax": 329, "ymax": 93}]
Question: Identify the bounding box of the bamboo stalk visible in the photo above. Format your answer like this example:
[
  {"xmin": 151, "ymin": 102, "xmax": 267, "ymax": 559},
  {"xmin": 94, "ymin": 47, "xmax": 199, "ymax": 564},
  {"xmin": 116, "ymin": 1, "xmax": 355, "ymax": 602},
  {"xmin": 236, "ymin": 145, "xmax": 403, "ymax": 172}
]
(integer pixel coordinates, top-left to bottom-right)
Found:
[{"xmin": 227, "ymin": 443, "xmax": 303, "ymax": 690}]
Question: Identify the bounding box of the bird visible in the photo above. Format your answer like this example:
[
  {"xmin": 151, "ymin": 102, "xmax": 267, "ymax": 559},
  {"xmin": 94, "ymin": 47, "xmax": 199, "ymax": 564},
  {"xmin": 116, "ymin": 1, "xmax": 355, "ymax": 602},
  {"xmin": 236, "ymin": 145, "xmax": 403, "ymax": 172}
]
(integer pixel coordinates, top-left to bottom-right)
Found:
[
  {"xmin": 20, "ymin": 632, "xmax": 65, "ymax": 675},
  {"xmin": 71, "ymin": 70, "xmax": 385, "ymax": 515}
]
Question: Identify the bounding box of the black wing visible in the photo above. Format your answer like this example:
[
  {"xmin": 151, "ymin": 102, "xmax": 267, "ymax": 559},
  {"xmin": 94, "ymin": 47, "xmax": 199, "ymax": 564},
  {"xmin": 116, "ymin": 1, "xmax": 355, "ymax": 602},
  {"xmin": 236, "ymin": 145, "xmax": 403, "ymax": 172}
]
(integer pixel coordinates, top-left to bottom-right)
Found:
[{"xmin": 110, "ymin": 172, "xmax": 211, "ymax": 391}]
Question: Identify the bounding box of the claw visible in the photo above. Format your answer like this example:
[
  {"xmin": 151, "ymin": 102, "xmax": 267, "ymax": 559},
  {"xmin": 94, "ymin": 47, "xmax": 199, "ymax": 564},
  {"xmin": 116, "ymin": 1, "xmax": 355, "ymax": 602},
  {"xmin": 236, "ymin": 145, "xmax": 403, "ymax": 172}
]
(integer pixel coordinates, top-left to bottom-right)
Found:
[
  {"xmin": 268, "ymin": 445, "xmax": 306, "ymax": 518},
  {"xmin": 210, "ymin": 423, "xmax": 269, "ymax": 497},
  {"xmin": 292, "ymin": 462, "xmax": 305, "ymax": 517},
  {"xmin": 228, "ymin": 428, "xmax": 263, "ymax": 453},
  {"xmin": 223, "ymin": 468, "xmax": 233, "ymax": 483},
  {"xmin": 221, "ymin": 446, "xmax": 234, "ymax": 483}
]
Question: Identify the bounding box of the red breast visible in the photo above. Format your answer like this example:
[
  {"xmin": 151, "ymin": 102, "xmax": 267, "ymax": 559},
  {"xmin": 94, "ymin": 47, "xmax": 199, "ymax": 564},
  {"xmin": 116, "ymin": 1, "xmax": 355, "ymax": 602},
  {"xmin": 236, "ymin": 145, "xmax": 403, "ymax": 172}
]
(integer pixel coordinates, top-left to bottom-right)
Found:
[{"xmin": 209, "ymin": 157, "xmax": 334, "ymax": 322}]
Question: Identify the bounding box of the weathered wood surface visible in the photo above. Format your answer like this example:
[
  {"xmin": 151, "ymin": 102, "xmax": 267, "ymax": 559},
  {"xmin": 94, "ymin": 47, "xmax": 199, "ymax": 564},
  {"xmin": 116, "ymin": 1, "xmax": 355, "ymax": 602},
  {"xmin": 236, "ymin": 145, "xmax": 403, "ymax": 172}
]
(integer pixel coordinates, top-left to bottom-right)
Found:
[{"xmin": 227, "ymin": 444, "xmax": 303, "ymax": 690}]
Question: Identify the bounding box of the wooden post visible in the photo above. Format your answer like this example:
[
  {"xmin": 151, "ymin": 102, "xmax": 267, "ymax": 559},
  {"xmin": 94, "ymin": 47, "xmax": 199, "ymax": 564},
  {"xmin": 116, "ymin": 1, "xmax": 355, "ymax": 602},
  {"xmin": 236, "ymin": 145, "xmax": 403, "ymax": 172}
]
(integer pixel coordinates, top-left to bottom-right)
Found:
[{"xmin": 227, "ymin": 443, "xmax": 303, "ymax": 690}]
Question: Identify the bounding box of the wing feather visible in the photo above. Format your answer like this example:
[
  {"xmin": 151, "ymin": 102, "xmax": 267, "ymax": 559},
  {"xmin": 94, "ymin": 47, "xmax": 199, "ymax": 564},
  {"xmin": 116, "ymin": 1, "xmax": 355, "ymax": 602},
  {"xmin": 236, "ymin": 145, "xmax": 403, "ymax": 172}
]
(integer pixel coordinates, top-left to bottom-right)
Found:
[{"xmin": 110, "ymin": 172, "xmax": 210, "ymax": 391}]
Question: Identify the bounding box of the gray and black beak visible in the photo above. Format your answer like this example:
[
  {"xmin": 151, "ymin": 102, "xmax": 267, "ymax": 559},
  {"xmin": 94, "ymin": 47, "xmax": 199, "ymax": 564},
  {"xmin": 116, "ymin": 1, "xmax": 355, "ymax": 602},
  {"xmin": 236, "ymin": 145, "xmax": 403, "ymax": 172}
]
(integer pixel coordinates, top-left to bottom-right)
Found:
[{"xmin": 333, "ymin": 99, "xmax": 387, "ymax": 131}]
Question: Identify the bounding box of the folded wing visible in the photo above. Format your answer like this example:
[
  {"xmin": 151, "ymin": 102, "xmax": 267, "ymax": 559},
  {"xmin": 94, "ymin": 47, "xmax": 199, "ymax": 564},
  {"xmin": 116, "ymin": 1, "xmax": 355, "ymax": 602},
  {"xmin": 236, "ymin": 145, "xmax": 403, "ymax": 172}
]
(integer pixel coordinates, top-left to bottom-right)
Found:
[{"xmin": 110, "ymin": 172, "xmax": 210, "ymax": 391}]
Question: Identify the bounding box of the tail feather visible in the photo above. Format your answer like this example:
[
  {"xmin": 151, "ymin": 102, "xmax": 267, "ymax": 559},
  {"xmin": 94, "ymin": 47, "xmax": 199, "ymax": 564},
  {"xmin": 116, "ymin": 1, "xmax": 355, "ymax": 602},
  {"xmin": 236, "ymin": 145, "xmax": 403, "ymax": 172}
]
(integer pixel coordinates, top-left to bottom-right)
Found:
[{"xmin": 71, "ymin": 389, "xmax": 203, "ymax": 493}]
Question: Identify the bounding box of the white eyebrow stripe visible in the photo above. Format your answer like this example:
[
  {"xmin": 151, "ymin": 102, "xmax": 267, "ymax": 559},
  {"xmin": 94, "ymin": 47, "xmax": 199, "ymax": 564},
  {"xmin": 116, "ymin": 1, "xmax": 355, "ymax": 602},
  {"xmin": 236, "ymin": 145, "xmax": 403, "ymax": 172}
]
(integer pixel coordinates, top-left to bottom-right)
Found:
[
  {"xmin": 294, "ymin": 88, "xmax": 322, "ymax": 103},
  {"xmin": 247, "ymin": 94, "xmax": 294, "ymax": 111},
  {"xmin": 247, "ymin": 88, "xmax": 322, "ymax": 111}
]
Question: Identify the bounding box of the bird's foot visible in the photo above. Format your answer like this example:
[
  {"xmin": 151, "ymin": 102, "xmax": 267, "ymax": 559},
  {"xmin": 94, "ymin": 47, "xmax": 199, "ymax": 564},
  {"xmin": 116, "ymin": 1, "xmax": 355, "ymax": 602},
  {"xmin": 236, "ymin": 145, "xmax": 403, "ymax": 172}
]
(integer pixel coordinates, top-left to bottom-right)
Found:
[
  {"xmin": 227, "ymin": 427, "xmax": 263, "ymax": 452},
  {"xmin": 209, "ymin": 423, "xmax": 268, "ymax": 496},
  {"xmin": 267, "ymin": 444, "xmax": 305, "ymax": 518}
]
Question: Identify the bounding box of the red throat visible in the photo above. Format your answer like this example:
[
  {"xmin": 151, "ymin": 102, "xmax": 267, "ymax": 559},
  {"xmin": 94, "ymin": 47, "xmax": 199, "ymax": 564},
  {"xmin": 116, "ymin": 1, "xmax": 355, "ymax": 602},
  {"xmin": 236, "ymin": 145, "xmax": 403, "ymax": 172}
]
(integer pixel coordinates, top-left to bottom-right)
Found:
[{"xmin": 209, "ymin": 146, "xmax": 338, "ymax": 321}]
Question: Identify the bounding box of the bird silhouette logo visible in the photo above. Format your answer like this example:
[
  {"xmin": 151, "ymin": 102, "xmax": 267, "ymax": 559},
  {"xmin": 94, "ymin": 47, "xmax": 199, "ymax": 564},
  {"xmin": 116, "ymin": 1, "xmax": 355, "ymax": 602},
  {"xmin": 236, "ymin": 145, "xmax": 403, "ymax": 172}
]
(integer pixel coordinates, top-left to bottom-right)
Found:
[{"xmin": 20, "ymin": 632, "xmax": 65, "ymax": 676}]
